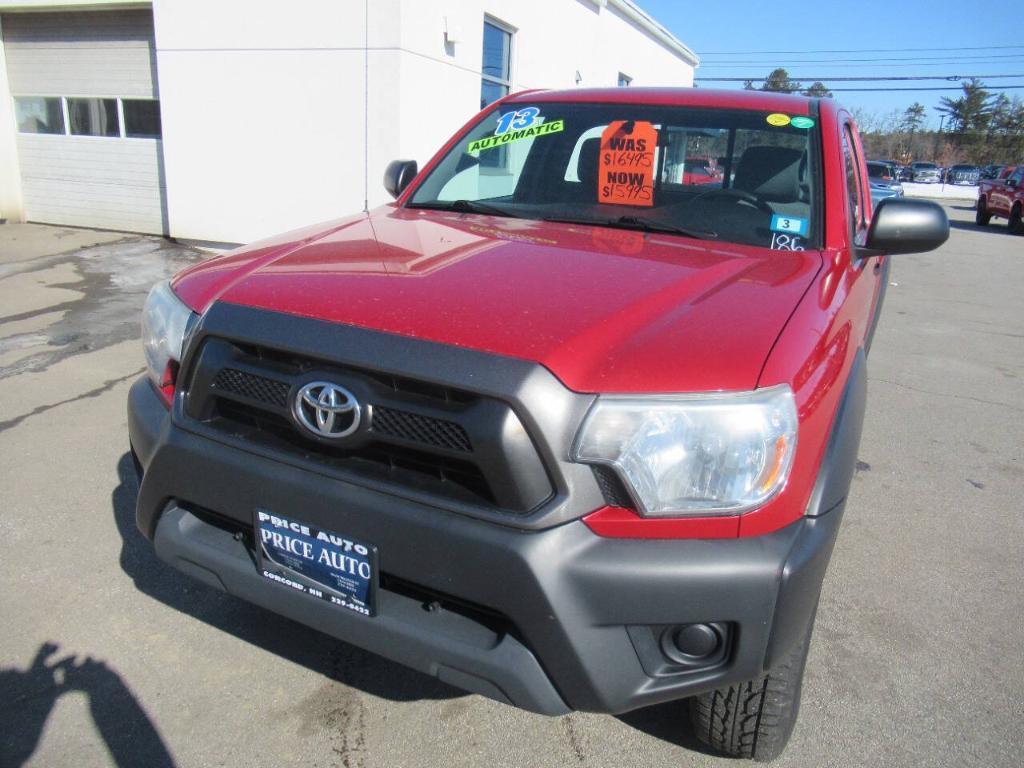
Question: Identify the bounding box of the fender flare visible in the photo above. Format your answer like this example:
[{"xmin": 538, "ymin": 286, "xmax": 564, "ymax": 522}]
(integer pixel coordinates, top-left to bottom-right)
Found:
[{"xmin": 764, "ymin": 347, "xmax": 867, "ymax": 667}]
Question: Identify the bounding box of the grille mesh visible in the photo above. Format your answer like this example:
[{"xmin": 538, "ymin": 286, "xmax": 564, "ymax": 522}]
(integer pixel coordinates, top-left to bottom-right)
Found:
[
  {"xmin": 592, "ymin": 465, "xmax": 634, "ymax": 509},
  {"xmin": 212, "ymin": 368, "xmax": 290, "ymax": 408},
  {"xmin": 372, "ymin": 406, "xmax": 472, "ymax": 453},
  {"xmin": 210, "ymin": 367, "xmax": 472, "ymax": 453}
]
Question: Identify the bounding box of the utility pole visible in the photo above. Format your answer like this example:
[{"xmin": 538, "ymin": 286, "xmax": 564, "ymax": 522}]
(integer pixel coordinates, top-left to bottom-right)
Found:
[{"xmin": 933, "ymin": 113, "xmax": 945, "ymax": 158}]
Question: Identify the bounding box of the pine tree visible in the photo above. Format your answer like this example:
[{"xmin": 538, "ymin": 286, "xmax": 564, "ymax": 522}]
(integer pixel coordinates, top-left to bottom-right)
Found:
[
  {"xmin": 760, "ymin": 68, "xmax": 802, "ymax": 94},
  {"xmin": 803, "ymin": 81, "xmax": 833, "ymax": 98}
]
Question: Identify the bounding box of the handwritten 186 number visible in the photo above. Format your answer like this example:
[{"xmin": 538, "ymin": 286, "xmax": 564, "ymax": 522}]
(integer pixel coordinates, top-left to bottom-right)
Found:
[{"xmin": 771, "ymin": 233, "xmax": 805, "ymax": 251}]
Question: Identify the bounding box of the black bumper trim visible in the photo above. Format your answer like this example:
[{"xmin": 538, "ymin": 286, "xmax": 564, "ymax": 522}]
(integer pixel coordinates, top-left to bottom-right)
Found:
[{"xmin": 154, "ymin": 503, "xmax": 569, "ymax": 715}]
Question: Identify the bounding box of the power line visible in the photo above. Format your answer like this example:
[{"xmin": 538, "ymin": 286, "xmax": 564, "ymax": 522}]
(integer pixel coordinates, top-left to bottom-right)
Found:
[
  {"xmin": 697, "ymin": 84, "xmax": 1024, "ymax": 92},
  {"xmin": 697, "ymin": 74, "xmax": 1024, "ymax": 82},
  {"xmin": 701, "ymin": 59, "xmax": 1024, "ymax": 69},
  {"xmin": 827, "ymin": 85, "xmax": 1024, "ymax": 92},
  {"xmin": 698, "ymin": 45, "xmax": 1024, "ymax": 55},
  {"xmin": 700, "ymin": 54, "xmax": 1024, "ymax": 65}
]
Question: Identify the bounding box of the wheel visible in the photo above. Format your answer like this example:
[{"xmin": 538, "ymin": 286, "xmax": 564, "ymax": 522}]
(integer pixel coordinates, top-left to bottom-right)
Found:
[
  {"xmin": 1009, "ymin": 204, "xmax": 1023, "ymax": 235},
  {"xmin": 976, "ymin": 197, "xmax": 991, "ymax": 226},
  {"xmin": 690, "ymin": 617, "xmax": 815, "ymax": 762}
]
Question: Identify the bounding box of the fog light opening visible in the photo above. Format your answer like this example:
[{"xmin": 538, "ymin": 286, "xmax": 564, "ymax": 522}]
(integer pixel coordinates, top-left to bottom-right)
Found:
[{"xmin": 659, "ymin": 623, "xmax": 726, "ymax": 668}]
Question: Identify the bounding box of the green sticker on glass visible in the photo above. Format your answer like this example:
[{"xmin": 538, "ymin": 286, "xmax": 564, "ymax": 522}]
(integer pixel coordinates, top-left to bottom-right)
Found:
[
  {"xmin": 791, "ymin": 116, "xmax": 815, "ymax": 129},
  {"xmin": 468, "ymin": 120, "xmax": 565, "ymax": 154}
]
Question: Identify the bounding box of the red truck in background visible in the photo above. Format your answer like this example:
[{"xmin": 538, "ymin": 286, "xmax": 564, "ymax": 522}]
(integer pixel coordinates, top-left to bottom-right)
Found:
[{"xmin": 977, "ymin": 165, "xmax": 1024, "ymax": 233}]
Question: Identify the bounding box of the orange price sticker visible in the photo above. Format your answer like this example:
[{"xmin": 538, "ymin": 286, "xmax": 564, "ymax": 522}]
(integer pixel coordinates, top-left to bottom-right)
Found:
[{"xmin": 597, "ymin": 120, "xmax": 658, "ymax": 207}]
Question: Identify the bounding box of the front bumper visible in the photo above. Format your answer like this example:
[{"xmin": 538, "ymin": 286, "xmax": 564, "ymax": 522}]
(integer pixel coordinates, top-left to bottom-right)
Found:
[{"xmin": 129, "ymin": 375, "xmax": 843, "ymax": 716}]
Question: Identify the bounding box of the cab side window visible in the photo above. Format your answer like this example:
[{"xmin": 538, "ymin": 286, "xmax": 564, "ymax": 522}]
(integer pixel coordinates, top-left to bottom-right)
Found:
[{"xmin": 842, "ymin": 125, "xmax": 868, "ymax": 242}]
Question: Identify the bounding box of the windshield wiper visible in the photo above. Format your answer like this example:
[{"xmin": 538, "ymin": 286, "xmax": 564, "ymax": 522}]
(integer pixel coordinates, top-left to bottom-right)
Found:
[
  {"xmin": 408, "ymin": 199, "xmax": 518, "ymax": 218},
  {"xmin": 543, "ymin": 215, "xmax": 716, "ymax": 240}
]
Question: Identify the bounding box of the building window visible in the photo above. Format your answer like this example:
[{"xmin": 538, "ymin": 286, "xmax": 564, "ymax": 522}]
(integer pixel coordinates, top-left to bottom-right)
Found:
[
  {"xmin": 14, "ymin": 96, "xmax": 162, "ymax": 139},
  {"xmin": 618, "ymin": 73, "xmax": 632, "ymax": 87},
  {"xmin": 481, "ymin": 18, "xmax": 512, "ymax": 110},
  {"xmin": 14, "ymin": 97, "xmax": 64, "ymax": 135},
  {"xmin": 123, "ymin": 99, "xmax": 162, "ymax": 139},
  {"xmin": 67, "ymin": 97, "xmax": 120, "ymax": 137}
]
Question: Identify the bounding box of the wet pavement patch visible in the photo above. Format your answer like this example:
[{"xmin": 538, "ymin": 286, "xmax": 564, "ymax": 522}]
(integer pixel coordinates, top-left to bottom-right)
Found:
[{"xmin": 0, "ymin": 237, "xmax": 204, "ymax": 381}]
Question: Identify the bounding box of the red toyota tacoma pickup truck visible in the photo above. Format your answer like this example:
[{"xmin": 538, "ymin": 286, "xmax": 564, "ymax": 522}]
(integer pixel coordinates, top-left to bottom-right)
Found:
[
  {"xmin": 129, "ymin": 89, "xmax": 947, "ymax": 761},
  {"xmin": 977, "ymin": 164, "xmax": 1023, "ymax": 232}
]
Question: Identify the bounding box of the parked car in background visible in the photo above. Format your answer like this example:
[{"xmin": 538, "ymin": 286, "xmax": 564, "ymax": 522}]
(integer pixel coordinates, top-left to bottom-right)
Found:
[
  {"xmin": 946, "ymin": 164, "xmax": 980, "ymax": 186},
  {"xmin": 977, "ymin": 165, "xmax": 1024, "ymax": 233},
  {"xmin": 866, "ymin": 161, "xmax": 903, "ymax": 194},
  {"xmin": 911, "ymin": 161, "xmax": 941, "ymax": 183},
  {"xmin": 870, "ymin": 179, "xmax": 904, "ymax": 210},
  {"xmin": 677, "ymin": 155, "xmax": 723, "ymax": 185},
  {"xmin": 981, "ymin": 164, "xmax": 1006, "ymax": 180},
  {"xmin": 937, "ymin": 165, "xmax": 978, "ymax": 186},
  {"xmin": 897, "ymin": 165, "xmax": 914, "ymax": 181}
]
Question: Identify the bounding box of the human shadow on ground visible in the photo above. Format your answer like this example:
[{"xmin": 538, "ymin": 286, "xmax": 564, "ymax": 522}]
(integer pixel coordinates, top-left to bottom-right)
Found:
[
  {"xmin": 111, "ymin": 452, "xmax": 461, "ymax": 704},
  {"xmin": 0, "ymin": 643, "xmax": 176, "ymax": 767}
]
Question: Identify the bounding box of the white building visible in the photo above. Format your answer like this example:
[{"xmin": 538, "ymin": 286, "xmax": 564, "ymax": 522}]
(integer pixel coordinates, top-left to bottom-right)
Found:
[{"xmin": 0, "ymin": 0, "xmax": 697, "ymax": 245}]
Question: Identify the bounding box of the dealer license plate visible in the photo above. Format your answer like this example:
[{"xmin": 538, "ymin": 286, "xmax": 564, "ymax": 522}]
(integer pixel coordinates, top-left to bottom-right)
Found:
[{"xmin": 254, "ymin": 509, "xmax": 377, "ymax": 616}]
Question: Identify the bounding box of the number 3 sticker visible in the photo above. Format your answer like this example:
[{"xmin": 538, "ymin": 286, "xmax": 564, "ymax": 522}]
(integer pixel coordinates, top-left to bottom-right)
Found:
[{"xmin": 771, "ymin": 215, "xmax": 808, "ymax": 236}]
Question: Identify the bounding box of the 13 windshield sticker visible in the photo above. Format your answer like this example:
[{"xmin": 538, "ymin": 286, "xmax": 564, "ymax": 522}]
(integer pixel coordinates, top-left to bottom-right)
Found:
[{"xmin": 468, "ymin": 107, "xmax": 564, "ymax": 153}]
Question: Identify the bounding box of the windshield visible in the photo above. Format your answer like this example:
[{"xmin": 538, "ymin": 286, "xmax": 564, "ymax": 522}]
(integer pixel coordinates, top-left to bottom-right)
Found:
[
  {"xmin": 914, "ymin": 162, "xmax": 937, "ymax": 169},
  {"xmin": 408, "ymin": 101, "xmax": 821, "ymax": 251},
  {"xmin": 867, "ymin": 162, "xmax": 894, "ymax": 178}
]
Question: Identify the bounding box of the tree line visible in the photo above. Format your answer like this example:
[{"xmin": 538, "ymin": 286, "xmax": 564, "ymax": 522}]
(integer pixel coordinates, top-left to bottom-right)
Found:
[{"xmin": 740, "ymin": 69, "xmax": 1024, "ymax": 165}]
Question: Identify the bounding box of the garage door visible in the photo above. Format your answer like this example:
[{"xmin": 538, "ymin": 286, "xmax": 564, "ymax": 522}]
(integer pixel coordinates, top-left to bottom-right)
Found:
[{"xmin": 2, "ymin": 10, "xmax": 166, "ymax": 234}]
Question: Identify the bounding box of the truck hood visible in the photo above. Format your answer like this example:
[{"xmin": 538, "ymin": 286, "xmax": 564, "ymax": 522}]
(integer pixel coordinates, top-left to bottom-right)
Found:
[{"xmin": 172, "ymin": 207, "xmax": 821, "ymax": 393}]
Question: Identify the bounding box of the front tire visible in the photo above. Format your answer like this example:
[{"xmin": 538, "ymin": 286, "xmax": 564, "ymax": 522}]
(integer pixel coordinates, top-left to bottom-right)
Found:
[
  {"xmin": 1009, "ymin": 204, "xmax": 1023, "ymax": 234},
  {"xmin": 690, "ymin": 618, "xmax": 814, "ymax": 762},
  {"xmin": 976, "ymin": 197, "xmax": 991, "ymax": 226}
]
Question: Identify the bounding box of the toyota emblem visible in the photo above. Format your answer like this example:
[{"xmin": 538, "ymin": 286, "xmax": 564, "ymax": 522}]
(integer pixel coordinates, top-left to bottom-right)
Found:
[{"xmin": 292, "ymin": 381, "xmax": 361, "ymax": 439}]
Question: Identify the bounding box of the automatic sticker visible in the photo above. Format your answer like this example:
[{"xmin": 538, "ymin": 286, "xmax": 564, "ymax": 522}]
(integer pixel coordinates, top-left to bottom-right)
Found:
[{"xmin": 468, "ymin": 106, "xmax": 564, "ymax": 153}]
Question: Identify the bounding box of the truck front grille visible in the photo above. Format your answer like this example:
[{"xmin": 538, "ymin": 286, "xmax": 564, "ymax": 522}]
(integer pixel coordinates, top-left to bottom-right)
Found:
[
  {"xmin": 212, "ymin": 367, "xmax": 472, "ymax": 453},
  {"xmin": 213, "ymin": 367, "xmax": 289, "ymax": 408},
  {"xmin": 371, "ymin": 406, "xmax": 472, "ymax": 452},
  {"xmin": 182, "ymin": 337, "xmax": 552, "ymax": 515}
]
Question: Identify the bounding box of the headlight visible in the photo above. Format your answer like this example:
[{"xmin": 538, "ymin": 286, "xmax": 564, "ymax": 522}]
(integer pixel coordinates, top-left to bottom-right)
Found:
[
  {"xmin": 141, "ymin": 280, "xmax": 195, "ymax": 391},
  {"xmin": 572, "ymin": 385, "xmax": 797, "ymax": 517}
]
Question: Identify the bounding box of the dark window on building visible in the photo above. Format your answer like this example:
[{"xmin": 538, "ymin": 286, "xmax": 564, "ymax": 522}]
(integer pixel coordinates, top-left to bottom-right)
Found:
[
  {"xmin": 123, "ymin": 99, "xmax": 162, "ymax": 138},
  {"xmin": 480, "ymin": 19, "xmax": 513, "ymax": 170},
  {"xmin": 14, "ymin": 97, "xmax": 64, "ymax": 135},
  {"xmin": 481, "ymin": 19, "xmax": 511, "ymax": 109},
  {"xmin": 67, "ymin": 98, "xmax": 120, "ymax": 137}
]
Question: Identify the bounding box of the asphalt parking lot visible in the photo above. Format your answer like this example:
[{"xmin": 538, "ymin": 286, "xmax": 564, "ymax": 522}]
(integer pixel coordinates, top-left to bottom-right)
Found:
[{"xmin": 1, "ymin": 205, "xmax": 1022, "ymax": 768}]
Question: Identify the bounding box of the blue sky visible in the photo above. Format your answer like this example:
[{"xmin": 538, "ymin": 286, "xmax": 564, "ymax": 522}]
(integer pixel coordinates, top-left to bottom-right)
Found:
[{"xmin": 641, "ymin": 0, "xmax": 1022, "ymax": 128}]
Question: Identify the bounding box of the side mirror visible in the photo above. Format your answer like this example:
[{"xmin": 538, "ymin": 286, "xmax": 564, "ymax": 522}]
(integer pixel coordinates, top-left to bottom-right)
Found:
[
  {"xmin": 384, "ymin": 159, "xmax": 418, "ymax": 199},
  {"xmin": 860, "ymin": 198, "xmax": 949, "ymax": 257}
]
